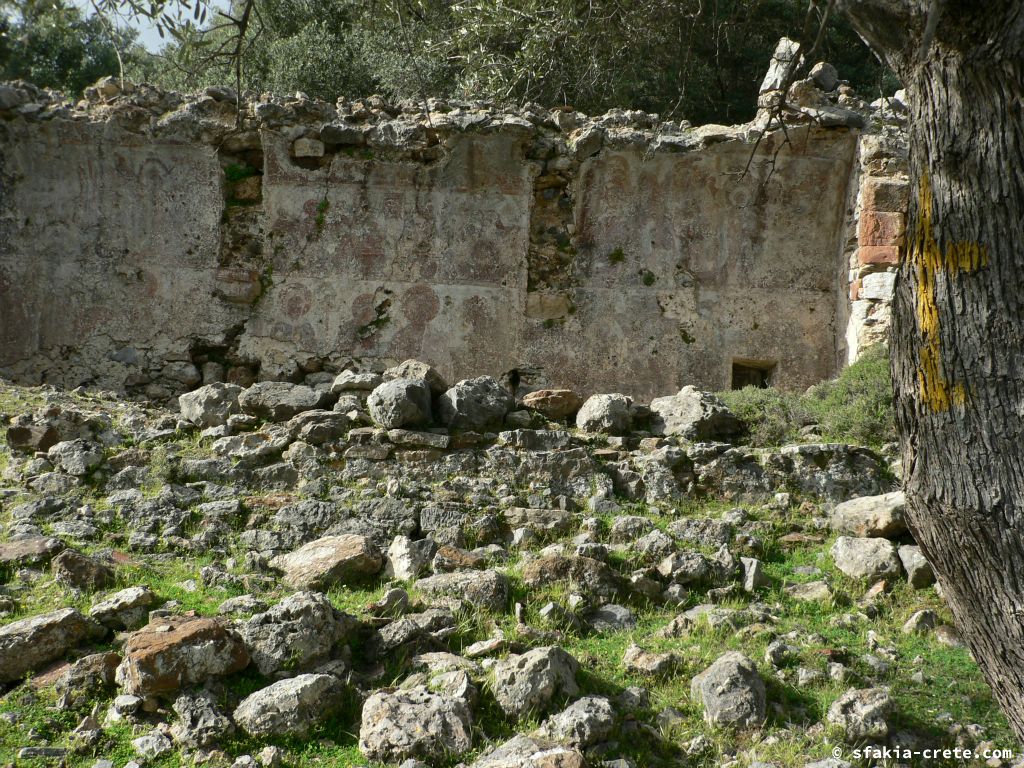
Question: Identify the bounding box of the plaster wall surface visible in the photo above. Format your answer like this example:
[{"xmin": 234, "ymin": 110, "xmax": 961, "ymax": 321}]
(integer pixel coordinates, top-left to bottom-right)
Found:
[{"xmin": 0, "ymin": 98, "xmax": 865, "ymax": 402}]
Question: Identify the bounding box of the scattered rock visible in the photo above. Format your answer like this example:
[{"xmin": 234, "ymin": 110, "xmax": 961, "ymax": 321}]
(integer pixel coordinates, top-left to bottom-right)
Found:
[
  {"xmin": 690, "ymin": 652, "xmax": 765, "ymax": 727},
  {"xmin": 367, "ymin": 378, "xmax": 433, "ymax": 429},
  {"xmin": 235, "ymin": 674, "xmax": 345, "ymax": 737},
  {"xmin": 359, "ymin": 686, "xmax": 473, "ymax": 762},
  {"xmin": 51, "ymin": 550, "xmax": 114, "ymax": 590},
  {"xmin": 415, "ymin": 569, "xmax": 509, "ymax": 612},
  {"xmin": 831, "ymin": 536, "xmax": 902, "ymax": 581},
  {"xmin": 649, "ymin": 387, "xmax": 741, "ymax": 440},
  {"xmin": 575, "ymin": 394, "xmax": 633, "ymax": 435},
  {"xmin": 179, "ymin": 383, "xmax": 243, "ymax": 427},
  {"xmin": 0, "ymin": 608, "xmax": 104, "ymax": 683},
  {"xmin": 492, "ymin": 646, "xmax": 580, "ymax": 719},
  {"xmin": 89, "ymin": 586, "xmax": 158, "ymax": 630},
  {"xmin": 521, "ymin": 389, "xmax": 583, "ymax": 420},
  {"xmin": 536, "ymin": 695, "xmax": 615, "ymax": 747},
  {"xmin": 238, "ymin": 382, "xmax": 327, "ymax": 421},
  {"xmin": 898, "ymin": 544, "xmax": 935, "ymax": 588},
  {"xmin": 239, "ymin": 591, "xmax": 356, "ymax": 675},
  {"xmin": 826, "ymin": 687, "xmax": 894, "ymax": 741},
  {"xmin": 270, "ymin": 534, "xmax": 382, "ymax": 590},
  {"xmin": 438, "ymin": 376, "xmax": 514, "ymax": 431},
  {"xmin": 830, "ymin": 491, "xmax": 907, "ymax": 538},
  {"xmin": 115, "ymin": 616, "xmax": 249, "ymax": 696}
]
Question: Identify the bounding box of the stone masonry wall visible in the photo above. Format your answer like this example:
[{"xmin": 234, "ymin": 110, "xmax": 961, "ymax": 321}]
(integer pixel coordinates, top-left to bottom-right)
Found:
[{"xmin": 0, "ymin": 76, "xmax": 905, "ymax": 402}]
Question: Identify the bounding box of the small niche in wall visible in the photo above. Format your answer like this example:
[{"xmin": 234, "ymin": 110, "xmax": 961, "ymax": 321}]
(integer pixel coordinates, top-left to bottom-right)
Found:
[{"xmin": 731, "ymin": 358, "xmax": 776, "ymax": 389}]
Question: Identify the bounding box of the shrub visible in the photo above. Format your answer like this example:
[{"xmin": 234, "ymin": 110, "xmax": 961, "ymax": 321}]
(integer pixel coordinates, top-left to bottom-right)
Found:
[
  {"xmin": 718, "ymin": 345, "xmax": 895, "ymax": 449},
  {"xmin": 718, "ymin": 386, "xmax": 812, "ymax": 447},
  {"xmin": 805, "ymin": 344, "xmax": 895, "ymax": 448}
]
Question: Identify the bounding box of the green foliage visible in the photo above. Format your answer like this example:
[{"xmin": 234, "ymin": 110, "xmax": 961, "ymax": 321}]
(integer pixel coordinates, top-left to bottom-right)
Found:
[
  {"xmin": 0, "ymin": 0, "xmax": 144, "ymax": 95},
  {"xmin": 608, "ymin": 247, "xmax": 625, "ymax": 264},
  {"xmin": 719, "ymin": 384, "xmax": 812, "ymax": 447},
  {"xmin": 224, "ymin": 162, "xmax": 258, "ymax": 182},
  {"xmin": 805, "ymin": 343, "xmax": 895, "ymax": 447},
  {"xmin": 720, "ymin": 345, "xmax": 895, "ymax": 448},
  {"xmin": 125, "ymin": 0, "xmax": 895, "ymax": 125}
]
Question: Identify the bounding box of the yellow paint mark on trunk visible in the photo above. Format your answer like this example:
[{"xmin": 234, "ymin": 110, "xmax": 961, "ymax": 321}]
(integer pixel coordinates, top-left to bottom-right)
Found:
[{"xmin": 910, "ymin": 174, "xmax": 988, "ymax": 411}]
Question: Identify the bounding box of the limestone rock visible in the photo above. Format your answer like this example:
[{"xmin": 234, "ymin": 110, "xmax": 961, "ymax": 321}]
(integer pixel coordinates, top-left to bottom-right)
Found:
[
  {"xmin": 492, "ymin": 646, "xmax": 580, "ymax": 719},
  {"xmin": 830, "ymin": 536, "xmax": 902, "ymax": 581},
  {"xmin": 235, "ymin": 673, "xmax": 345, "ymax": 737},
  {"xmin": 575, "ymin": 394, "xmax": 633, "ymax": 435},
  {"xmin": 690, "ymin": 651, "xmax": 765, "ymax": 727},
  {"xmin": 51, "ymin": 549, "xmax": 115, "ymax": 590},
  {"xmin": 0, "ymin": 608, "xmax": 104, "ymax": 683},
  {"xmin": 0, "ymin": 536, "xmax": 65, "ymax": 568},
  {"xmin": 385, "ymin": 535, "xmax": 437, "ymax": 580},
  {"xmin": 359, "ymin": 686, "xmax": 473, "ymax": 762},
  {"xmin": 649, "ymin": 387, "xmax": 741, "ymax": 441},
  {"xmin": 171, "ymin": 689, "xmax": 234, "ymax": 748},
  {"xmin": 623, "ymin": 644, "xmax": 677, "ymax": 675},
  {"xmin": 238, "ymin": 382, "xmax": 327, "ymax": 422},
  {"xmin": 826, "ymin": 687, "xmax": 894, "ymax": 741},
  {"xmin": 178, "ymin": 383, "xmax": 243, "ymax": 427},
  {"xmin": 89, "ymin": 586, "xmax": 158, "ymax": 630},
  {"xmin": 415, "ymin": 569, "xmax": 509, "ymax": 612},
  {"xmin": 521, "ymin": 554, "xmax": 624, "ymax": 600},
  {"xmin": 331, "ymin": 370, "xmax": 382, "ymax": 392},
  {"xmin": 384, "ymin": 360, "xmax": 448, "ymax": 395},
  {"xmin": 520, "ymin": 389, "xmax": 583, "ymax": 421},
  {"xmin": 115, "ymin": 616, "xmax": 250, "ymax": 696},
  {"xmin": 830, "ymin": 491, "xmax": 907, "ymax": 538},
  {"xmin": 47, "ymin": 439, "xmax": 103, "ymax": 476},
  {"xmin": 468, "ymin": 735, "xmax": 585, "ymax": 768},
  {"xmin": 270, "ymin": 534, "xmax": 382, "ymax": 590},
  {"xmin": 536, "ymin": 695, "xmax": 615, "ymax": 747},
  {"xmin": 367, "ymin": 378, "xmax": 432, "ymax": 429},
  {"xmin": 239, "ymin": 591, "xmax": 357, "ymax": 675},
  {"xmin": 898, "ymin": 544, "xmax": 935, "ymax": 588},
  {"xmin": 438, "ymin": 376, "xmax": 514, "ymax": 431}
]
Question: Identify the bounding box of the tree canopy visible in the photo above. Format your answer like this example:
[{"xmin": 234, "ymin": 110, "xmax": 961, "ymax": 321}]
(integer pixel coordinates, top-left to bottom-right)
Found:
[{"xmin": 5, "ymin": 0, "xmax": 897, "ymax": 125}]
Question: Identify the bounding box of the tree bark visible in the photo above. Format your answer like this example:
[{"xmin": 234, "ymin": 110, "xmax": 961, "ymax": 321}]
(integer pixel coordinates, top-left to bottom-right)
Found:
[{"xmin": 837, "ymin": 0, "xmax": 1024, "ymax": 739}]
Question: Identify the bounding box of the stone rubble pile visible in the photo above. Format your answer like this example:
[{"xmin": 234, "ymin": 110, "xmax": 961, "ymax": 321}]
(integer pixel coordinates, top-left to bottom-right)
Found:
[{"xmin": 0, "ymin": 360, "xmax": 998, "ymax": 768}]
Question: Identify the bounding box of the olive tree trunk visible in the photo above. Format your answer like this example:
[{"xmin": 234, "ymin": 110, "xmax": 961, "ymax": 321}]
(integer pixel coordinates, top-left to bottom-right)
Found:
[{"xmin": 836, "ymin": 0, "xmax": 1024, "ymax": 739}]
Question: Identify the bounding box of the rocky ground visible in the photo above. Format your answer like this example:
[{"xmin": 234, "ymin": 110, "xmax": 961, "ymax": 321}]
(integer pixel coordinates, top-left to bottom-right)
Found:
[{"xmin": 0, "ymin": 364, "xmax": 1017, "ymax": 768}]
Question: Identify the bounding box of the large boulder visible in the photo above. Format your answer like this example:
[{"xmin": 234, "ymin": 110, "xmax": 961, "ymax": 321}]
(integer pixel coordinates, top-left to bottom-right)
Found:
[
  {"xmin": 270, "ymin": 534, "xmax": 382, "ymax": 590},
  {"xmin": 415, "ymin": 569, "xmax": 509, "ymax": 612},
  {"xmin": 178, "ymin": 383, "xmax": 243, "ymax": 427},
  {"xmin": 359, "ymin": 686, "xmax": 473, "ymax": 762},
  {"xmin": 238, "ymin": 382, "xmax": 327, "ymax": 422},
  {"xmin": 0, "ymin": 608, "xmax": 104, "ymax": 683},
  {"xmin": 690, "ymin": 651, "xmax": 765, "ymax": 727},
  {"xmin": 115, "ymin": 616, "xmax": 250, "ymax": 696},
  {"xmin": 830, "ymin": 536, "xmax": 902, "ymax": 581},
  {"xmin": 438, "ymin": 377, "xmax": 514, "ymax": 431},
  {"xmin": 384, "ymin": 359, "xmax": 448, "ymax": 395},
  {"xmin": 239, "ymin": 591, "xmax": 357, "ymax": 675},
  {"xmin": 830, "ymin": 491, "xmax": 907, "ymax": 538},
  {"xmin": 826, "ymin": 687, "xmax": 894, "ymax": 741},
  {"xmin": 520, "ymin": 389, "xmax": 583, "ymax": 421},
  {"xmin": 575, "ymin": 394, "xmax": 633, "ymax": 435},
  {"xmin": 492, "ymin": 646, "xmax": 580, "ymax": 719},
  {"xmin": 234, "ymin": 673, "xmax": 345, "ymax": 737},
  {"xmin": 367, "ymin": 378, "xmax": 432, "ymax": 429},
  {"xmin": 650, "ymin": 386, "xmax": 741, "ymax": 440}
]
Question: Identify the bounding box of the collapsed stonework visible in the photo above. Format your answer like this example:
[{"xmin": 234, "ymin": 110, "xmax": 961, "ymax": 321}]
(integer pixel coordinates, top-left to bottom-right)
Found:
[{"xmin": 0, "ymin": 45, "xmax": 907, "ymax": 402}]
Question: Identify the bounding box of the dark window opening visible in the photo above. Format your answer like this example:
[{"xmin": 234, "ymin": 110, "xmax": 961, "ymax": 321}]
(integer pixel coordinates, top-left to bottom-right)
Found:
[{"xmin": 731, "ymin": 359, "xmax": 776, "ymax": 389}]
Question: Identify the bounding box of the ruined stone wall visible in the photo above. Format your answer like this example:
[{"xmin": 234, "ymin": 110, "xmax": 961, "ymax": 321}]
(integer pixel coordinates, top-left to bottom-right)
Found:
[{"xmin": 0, "ymin": 79, "xmax": 902, "ymax": 402}]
